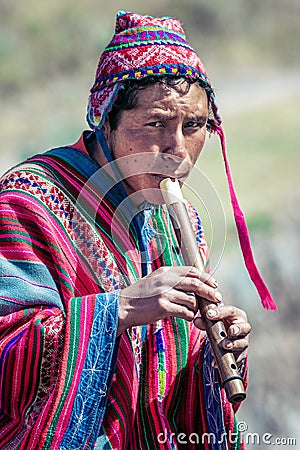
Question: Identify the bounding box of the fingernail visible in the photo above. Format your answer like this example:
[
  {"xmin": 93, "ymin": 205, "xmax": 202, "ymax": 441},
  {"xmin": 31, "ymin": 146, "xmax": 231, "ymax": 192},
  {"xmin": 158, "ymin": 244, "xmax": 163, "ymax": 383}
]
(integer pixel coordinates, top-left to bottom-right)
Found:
[
  {"xmin": 215, "ymin": 291, "xmax": 222, "ymax": 302},
  {"xmin": 225, "ymin": 341, "xmax": 234, "ymax": 349},
  {"xmin": 207, "ymin": 309, "xmax": 218, "ymax": 318},
  {"xmin": 231, "ymin": 325, "xmax": 240, "ymax": 336},
  {"xmin": 211, "ymin": 277, "xmax": 218, "ymax": 288}
]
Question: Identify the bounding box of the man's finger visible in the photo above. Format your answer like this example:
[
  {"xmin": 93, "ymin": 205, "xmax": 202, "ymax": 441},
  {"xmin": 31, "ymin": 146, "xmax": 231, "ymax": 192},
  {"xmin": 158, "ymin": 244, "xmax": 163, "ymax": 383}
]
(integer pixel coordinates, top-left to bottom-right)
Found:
[
  {"xmin": 193, "ymin": 316, "xmax": 206, "ymax": 330},
  {"xmin": 227, "ymin": 322, "xmax": 252, "ymax": 339},
  {"xmin": 206, "ymin": 305, "xmax": 247, "ymax": 322},
  {"xmin": 221, "ymin": 337, "xmax": 249, "ymax": 352}
]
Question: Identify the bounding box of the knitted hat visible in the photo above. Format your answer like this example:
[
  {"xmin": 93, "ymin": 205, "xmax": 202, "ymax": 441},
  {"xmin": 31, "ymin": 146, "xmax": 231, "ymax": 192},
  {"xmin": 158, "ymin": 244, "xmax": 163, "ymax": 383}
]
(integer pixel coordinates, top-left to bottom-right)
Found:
[
  {"xmin": 86, "ymin": 11, "xmax": 277, "ymax": 310},
  {"xmin": 87, "ymin": 10, "xmax": 221, "ymax": 130}
]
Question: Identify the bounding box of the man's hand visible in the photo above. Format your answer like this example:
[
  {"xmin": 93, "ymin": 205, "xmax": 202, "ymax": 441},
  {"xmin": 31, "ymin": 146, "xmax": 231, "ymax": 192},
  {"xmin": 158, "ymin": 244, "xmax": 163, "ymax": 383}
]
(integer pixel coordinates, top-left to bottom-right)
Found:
[
  {"xmin": 117, "ymin": 266, "xmax": 220, "ymax": 336},
  {"xmin": 194, "ymin": 305, "xmax": 251, "ymax": 363},
  {"xmin": 118, "ymin": 266, "xmax": 251, "ymax": 364}
]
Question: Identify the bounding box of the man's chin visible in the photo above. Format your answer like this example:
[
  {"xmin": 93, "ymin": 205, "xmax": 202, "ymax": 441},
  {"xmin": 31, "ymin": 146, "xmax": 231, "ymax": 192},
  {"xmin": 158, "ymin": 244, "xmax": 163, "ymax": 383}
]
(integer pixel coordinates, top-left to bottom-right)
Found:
[
  {"xmin": 132, "ymin": 189, "xmax": 165, "ymax": 206},
  {"xmin": 143, "ymin": 191, "xmax": 166, "ymax": 206}
]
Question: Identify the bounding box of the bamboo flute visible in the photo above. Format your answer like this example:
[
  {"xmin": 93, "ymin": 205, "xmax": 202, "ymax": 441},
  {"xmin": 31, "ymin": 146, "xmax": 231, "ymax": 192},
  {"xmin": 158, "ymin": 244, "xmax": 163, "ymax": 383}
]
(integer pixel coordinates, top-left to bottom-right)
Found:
[{"xmin": 160, "ymin": 178, "xmax": 246, "ymax": 403}]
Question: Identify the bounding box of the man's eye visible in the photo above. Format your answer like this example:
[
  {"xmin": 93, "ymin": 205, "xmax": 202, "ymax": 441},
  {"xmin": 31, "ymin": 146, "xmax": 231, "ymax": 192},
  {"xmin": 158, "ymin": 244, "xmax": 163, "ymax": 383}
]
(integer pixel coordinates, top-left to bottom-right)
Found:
[
  {"xmin": 185, "ymin": 121, "xmax": 205, "ymax": 128},
  {"xmin": 146, "ymin": 121, "xmax": 164, "ymax": 128}
]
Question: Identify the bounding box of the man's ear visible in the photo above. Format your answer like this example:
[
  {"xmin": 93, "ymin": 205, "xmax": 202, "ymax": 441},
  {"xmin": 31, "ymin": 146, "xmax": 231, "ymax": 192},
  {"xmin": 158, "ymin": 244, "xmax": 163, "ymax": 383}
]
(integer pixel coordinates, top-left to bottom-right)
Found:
[{"xmin": 102, "ymin": 118, "xmax": 111, "ymax": 141}]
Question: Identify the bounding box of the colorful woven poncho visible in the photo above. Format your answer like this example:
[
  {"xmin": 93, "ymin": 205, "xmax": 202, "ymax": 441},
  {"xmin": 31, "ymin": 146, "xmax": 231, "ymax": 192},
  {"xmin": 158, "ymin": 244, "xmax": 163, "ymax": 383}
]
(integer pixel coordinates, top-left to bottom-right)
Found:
[{"xmin": 0, "ymin": 134, "xmax": 247, "ymax": 449}]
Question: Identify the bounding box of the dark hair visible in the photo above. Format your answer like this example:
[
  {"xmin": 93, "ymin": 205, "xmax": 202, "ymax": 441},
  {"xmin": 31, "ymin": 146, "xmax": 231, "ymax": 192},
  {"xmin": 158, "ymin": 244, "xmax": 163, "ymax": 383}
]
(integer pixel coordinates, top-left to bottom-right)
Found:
[{"xmin": 108, "ymin": 76, "xmax": 214, "ymax": 131}]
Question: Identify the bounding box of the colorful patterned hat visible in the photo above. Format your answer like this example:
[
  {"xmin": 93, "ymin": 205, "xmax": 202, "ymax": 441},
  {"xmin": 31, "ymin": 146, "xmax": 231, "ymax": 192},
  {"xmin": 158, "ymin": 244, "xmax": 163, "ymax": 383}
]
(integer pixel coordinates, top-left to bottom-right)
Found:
[
  {"xmin": 86, "ymin": 11, "xmax": 276, "ymax": 310},
  {"xmin": 87, "ymin": 10, "xmax": 221, "ymax": 130}
]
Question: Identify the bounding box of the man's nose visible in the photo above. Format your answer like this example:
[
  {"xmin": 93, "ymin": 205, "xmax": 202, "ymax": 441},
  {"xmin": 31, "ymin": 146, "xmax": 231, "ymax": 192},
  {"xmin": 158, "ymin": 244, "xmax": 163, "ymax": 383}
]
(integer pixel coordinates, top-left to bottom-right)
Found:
[{"xmin": 162, "ymin": 129, "xmax": 187, "ymax": 160}]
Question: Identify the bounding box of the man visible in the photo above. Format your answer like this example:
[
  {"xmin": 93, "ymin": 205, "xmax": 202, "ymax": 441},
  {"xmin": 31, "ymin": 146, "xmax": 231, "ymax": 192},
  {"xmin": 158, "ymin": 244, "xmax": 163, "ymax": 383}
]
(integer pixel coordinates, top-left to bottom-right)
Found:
[{"xmin": 0, "ymin": 11, "xmax": 275, "ymax": 449}]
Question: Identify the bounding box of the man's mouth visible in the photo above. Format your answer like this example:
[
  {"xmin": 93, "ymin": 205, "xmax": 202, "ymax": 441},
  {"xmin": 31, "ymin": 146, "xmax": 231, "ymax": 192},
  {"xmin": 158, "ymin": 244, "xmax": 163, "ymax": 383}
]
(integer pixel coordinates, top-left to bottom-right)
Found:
[
  {"xmin": 153, "ymin": 174, "xmax": 173, "ymax": 180},
  {"xmin": 152, "ymin": 173, "xmax": 188, "ymax": 182}
]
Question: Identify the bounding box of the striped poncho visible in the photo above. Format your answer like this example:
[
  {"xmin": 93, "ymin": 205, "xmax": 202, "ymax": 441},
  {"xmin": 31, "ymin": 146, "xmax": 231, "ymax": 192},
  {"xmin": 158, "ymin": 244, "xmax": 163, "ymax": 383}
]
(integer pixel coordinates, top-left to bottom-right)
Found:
[{"xmin": 0, "ymin": 133, "xmax": 247, "ymax": 449}]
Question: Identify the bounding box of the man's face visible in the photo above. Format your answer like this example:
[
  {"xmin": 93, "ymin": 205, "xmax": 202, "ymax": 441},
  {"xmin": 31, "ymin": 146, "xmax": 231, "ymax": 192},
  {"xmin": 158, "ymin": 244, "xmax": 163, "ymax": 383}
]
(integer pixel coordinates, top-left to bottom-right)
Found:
[{"xmin": 106, "ymin": 82, "xmax": 209, "ymax": 204}]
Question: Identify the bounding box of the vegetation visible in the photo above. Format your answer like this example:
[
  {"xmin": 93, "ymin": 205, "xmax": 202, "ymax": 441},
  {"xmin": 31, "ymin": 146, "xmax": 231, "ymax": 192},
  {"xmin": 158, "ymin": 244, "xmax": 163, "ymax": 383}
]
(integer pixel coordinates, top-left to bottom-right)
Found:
[{"xmin": 0, "ymin": 0, "xmax": 299, "ymax": 96}]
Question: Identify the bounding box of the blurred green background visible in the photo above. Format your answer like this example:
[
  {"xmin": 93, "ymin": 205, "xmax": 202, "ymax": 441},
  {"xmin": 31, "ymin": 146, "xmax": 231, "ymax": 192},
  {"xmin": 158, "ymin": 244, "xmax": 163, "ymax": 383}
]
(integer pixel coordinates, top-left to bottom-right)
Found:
[{"xmin": 1, "ymin": 0, "xmax": 299, "ymax": 446}]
